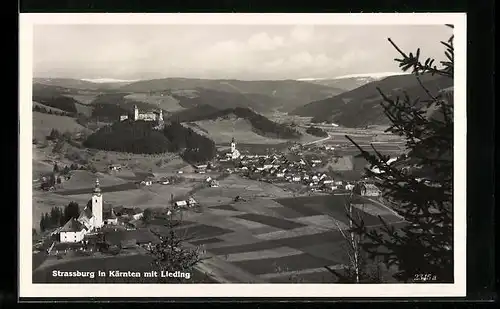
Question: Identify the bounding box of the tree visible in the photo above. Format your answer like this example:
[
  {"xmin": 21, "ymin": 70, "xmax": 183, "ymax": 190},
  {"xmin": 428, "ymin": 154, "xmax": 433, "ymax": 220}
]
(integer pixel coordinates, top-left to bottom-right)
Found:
[
  {"xmin": 62, "ymin": 131, "xmax": 72, "ymax": 141},
  {"xmin": 48, "ymin": 207, "xmax": 63, "ymax": 228},
  {"xmin": 52, "ymin": 140, "xmax": 65, "ymax": 154},
  {"xmin": 48, "ymin": 173, "xmax": 56, "ymax": 187},
  {"xmin": 39, "ymin": 214, "xmax": 46, "ymax": 232},
  {"xmin": 346, "ymin": 25, "xmax": 454, "ymax": 283},
  {"xmin": 48, "ymin": 129, "xmax": 60, "ymax": 141},
  {"xmin": 64, "ymin": 201, "xmax": 80, "ymax": 223},
  {"xmin": 142, "ymin": 208, "xmax": 153, "ymax": 225},
  {"xmin": 62, "ymin": 165, "xmax": 71, "ymax": 175},
  {"xmin": 326, "ymin": 193, "xmax": 383, "ymax": 283},
  {"xmin": 53, "ymin": 163, "xmax": 59, "ymax": 173},
  {"xmin": 148, "ymin": 217, "xmax": 205, "ymax": 282}
]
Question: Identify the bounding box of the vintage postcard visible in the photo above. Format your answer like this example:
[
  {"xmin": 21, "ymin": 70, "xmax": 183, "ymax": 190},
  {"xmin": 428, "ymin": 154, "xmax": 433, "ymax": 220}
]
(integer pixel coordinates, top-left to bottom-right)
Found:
[{"xmin": 19, "ymin": 13, "xmax": 466, "ymax": 298}]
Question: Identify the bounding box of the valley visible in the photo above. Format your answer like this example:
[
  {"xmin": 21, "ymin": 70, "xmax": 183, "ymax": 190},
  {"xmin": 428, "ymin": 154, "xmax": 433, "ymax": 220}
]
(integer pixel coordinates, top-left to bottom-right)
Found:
[{"xmin": 30, "ymin": 72, "xmax": 446, "ymax": 283}]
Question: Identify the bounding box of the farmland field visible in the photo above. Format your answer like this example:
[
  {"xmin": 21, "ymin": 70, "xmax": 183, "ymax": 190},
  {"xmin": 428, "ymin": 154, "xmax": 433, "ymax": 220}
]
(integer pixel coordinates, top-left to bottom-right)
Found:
[
  {"xmin": 275, "ymin": 195, "xmax": 386, "ymax": 227},
  {"xmin": 60, "ymin": 170, "xmax": 128, "ymax": 190},
  {"xmin": 192, "ymin": 118, "xmax": 288, "ymax": 145},
  {"xmin": 74, "ymin": 102, "xmax": 94, "ymax": 116},
  {"xmin": 33, "ymin": 112, "xmax": 87, "ymax": 141},
  {"xmin": 124, "ymin": 93, "xmax": 185, "ymax": 112},
  {"xmin": 64, "ymin": 94, "xmax": 99, "ymax": 105},
  {"xmin": 60, "ymin": 180, "xmax": 199, "ymax": 209}
]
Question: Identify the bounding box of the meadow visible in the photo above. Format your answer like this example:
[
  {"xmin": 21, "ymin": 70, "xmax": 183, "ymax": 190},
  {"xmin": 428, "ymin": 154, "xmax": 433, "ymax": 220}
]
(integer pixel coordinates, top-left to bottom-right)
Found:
[
  {"xmin": 32, "ymin": 112, "xmax": 87, "ymax": 141},
  {"xmin": 124, "ymin": 93, "xmax": 185, "ymax": 112},
  {"xmin": 192, "ymin": 118, "xmax": 289, "ymax": 145}
]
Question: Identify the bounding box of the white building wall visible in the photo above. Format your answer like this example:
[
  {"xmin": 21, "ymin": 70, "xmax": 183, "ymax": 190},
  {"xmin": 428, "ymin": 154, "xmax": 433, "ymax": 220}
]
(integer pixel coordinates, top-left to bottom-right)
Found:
[
  {"xmin": 92, "ymin": 194, "xmax": 103, "ymax": 228},
  {"xmin": 60, "ymin": 230, "xmax": 85, "ymax": 243},
  {"xmin": 132, "ymin": 213, "xmax": 143, "ymax": 220}
]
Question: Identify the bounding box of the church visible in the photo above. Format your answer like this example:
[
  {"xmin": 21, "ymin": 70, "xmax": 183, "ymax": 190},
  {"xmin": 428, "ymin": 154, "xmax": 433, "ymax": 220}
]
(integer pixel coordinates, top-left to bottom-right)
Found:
[
  {"xmin": 59, "ymin": 178, "xmax": 105, "ymax": 243},
  {"xmin": 225, "ymin": 137, "xmax": 241, "ymax": 160}
]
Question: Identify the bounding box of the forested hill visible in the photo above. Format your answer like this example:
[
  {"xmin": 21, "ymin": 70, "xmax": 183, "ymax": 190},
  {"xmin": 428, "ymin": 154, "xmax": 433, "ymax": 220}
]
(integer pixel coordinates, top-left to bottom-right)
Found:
[
  {"xmin": 291, "ymin": 73, "xmax": 453, "ymax": 128},
  {"xmin": 82, "ymin": 119, "xmax": 216, "ymax": 163},
  {"xmin": 82, "ymin": 120, "xmax": 171, "ymax": 154},
  {"xmin": 170, "ymin": 106, "xmax": 302, "ymax": 140}
]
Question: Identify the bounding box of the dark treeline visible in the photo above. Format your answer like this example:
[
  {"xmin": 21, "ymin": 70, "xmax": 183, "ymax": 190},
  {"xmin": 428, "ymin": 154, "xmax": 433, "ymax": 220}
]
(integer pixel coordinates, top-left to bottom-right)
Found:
[
  {"xmin": 163, "ymin": 122, "xmax": 216, "ymax": 163},
  {"xmin": 306, "ymin": 126, "xmax": 329, "ymax": 137},
  {"xmin": 33, "ymin": 104, "xmax": 73, "ymax": 117},
  {"xmin": 171, "ymin": 107, "xmax": 301, "ymax": 139},
  {"xmin": 91, "ymin": 103, "xmax": 129, "ymax": 122},
  {"xmin": 83, "ymin": 120, "xmax": 171, "ymax": 154},
  {"xmin": 33, "ymin": 95, "xmax": 79, "ymax": 114},
  {"xmin": 39, "ymin": 202, "xmax": 80, "ymax": 232}
]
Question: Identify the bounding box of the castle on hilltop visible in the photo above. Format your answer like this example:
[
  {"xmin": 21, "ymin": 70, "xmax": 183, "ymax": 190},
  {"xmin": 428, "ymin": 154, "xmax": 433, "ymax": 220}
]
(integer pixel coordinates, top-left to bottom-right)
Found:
[{"xmin": 120, "ymin": 105, "xmax": 165, "ymax": 129}]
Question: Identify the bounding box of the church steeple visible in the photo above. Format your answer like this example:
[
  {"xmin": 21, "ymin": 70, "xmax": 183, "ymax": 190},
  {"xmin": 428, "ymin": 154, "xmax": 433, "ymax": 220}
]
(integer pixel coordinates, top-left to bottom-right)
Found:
[
  {"xmin": 91, "ymin": 177, "xmax": 104, "ymax": 228},
  {"xmin": 93, "ymin": 178, "xmax": 101, "ymax": 195}
]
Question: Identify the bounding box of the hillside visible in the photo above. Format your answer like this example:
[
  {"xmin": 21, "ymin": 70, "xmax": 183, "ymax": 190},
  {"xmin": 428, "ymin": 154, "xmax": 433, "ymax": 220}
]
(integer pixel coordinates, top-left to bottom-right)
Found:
[
  {"xmin": 302, "ymin": 76, "xmax": 380, "ymax": 92},
  {"xmin": 300, "ymin": 73, "xmax": 410, "ymax": 92},
  {"xmin": 33, "ymin": 83, "xmax": 97, "ymax": 116},
  {"xmin": 33, "ymin": 112, "xmax": 88, "ymax": 141},
  {"xmin": 170, "ymin": 87, "xmax": 285, "ymax": 113},
  {"xmin": 119, "ymin": 78, "xmax": 343, "ymax": 112},
  {"xmin": 185, "ymin": 118, "xmax": 288, "ymax": 145},
  {"xmin": 168, "ymin": 106, "xmax": 301, "ymax": 140},
  {"xmin": 168, "ymin": 104, "xmax": 220, "ymax": 122},
  {"xmin": 291, "ymin": 73, "xmax": 453, "ymax": 128}
]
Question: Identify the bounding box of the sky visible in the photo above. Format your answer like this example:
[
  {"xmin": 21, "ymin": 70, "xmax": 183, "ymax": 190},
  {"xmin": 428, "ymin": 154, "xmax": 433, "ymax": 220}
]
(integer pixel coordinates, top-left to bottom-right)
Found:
[{"xmin": 33, "ymin": 24, "xmax": 453, "ymax": 81}]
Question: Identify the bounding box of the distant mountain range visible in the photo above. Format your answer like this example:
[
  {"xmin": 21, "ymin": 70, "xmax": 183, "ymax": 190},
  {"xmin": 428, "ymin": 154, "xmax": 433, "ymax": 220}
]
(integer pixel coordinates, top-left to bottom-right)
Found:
[
  {"xmin": 297, "ymin": 72, "xmax": 410, "ymax": 92},
  {"xmin": 33, "ymin": 72, "xmax": 453, "ymax": 129},
  {"xmin": 33, "ymin": 78, "xmax": 135, "ymax": 91},
  {"xmin": 291, "ymin": 73, "xmax": 453, "ymax": 127},
  {"xmin": 33, "ymin": 77, "xmax": 345, "ymax": 113}
]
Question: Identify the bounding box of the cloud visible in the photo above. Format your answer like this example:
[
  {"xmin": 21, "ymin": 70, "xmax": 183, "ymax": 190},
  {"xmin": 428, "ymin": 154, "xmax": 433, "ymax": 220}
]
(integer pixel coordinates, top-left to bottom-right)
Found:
[
  {"xmin": 290, "ymin": 25, "xmax": 315, "ymax": 43},
  {"xmin": 289, "ymin": 52, "xmax": 333, "ymax": 69},
  {"xmin": 247, "ymin": 32, "xmax": 285, "ymax": 51},
  {"xmin": 264, "ymin": 58, "xmax": 285, "ymax": 68},
  {"xmin": 33, "ymin": 24, "xmax": 452, "ymax": 80}
]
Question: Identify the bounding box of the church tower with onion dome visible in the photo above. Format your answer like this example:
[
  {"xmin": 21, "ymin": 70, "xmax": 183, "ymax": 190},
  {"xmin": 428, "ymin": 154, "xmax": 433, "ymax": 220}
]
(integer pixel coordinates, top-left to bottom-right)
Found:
[{"xmin": 91, "ymin": 178, "xmax": 103, "ymax": 228}]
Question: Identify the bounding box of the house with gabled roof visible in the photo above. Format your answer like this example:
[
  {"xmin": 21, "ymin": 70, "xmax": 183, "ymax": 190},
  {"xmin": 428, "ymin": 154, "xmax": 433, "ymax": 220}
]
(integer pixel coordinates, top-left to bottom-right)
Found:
[{"xmin": 59, "ymin": 218, "xmax": 87, "ymax": 243}]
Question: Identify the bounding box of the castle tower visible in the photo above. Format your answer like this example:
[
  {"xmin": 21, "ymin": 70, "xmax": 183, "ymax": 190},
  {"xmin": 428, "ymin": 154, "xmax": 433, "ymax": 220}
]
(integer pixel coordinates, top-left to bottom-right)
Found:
[
  {"xmin": 91, "ymin": 178, "xmax": 103, "ymax": 229},
  {"xmin": 231, "ymin": 137, "xmax": 236, "ymax": 153},
  {"xmin": 133, "ymin": 105, "xmax": 139, "ymax": 121}
]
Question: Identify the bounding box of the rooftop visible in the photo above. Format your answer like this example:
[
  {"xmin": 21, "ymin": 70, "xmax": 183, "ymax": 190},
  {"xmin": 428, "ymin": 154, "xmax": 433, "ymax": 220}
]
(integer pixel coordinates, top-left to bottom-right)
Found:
[{"xmin": 60, "ymin": 218, "xmax": 86, "ymax": 233}]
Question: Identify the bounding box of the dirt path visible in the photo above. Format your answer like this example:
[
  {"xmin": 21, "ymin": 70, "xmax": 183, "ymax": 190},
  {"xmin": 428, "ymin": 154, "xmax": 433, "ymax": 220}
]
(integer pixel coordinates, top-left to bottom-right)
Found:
[{"xmin": 302, "ymin": 134, "xmax": 331, "ymax": 146}]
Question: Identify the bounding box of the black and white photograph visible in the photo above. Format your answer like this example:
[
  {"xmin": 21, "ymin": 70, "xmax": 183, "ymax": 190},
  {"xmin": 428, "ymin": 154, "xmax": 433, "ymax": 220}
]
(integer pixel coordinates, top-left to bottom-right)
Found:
[{"xmin": 19, "ymin": 13, "xmax": 466, "ymax": 298}]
